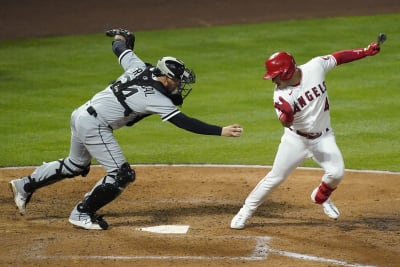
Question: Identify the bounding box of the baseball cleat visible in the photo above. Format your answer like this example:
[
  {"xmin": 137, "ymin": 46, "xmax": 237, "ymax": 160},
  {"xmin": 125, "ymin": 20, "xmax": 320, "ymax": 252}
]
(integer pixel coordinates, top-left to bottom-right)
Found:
[
  {"xmin": 311, "ymin": 187, "xmax": 340, "ymax": 219},
  {"xmin": 322, "ymin": 198, "xmax": 340, "ymax": 219},
  {"xmin": 230, "ymin": 207, "xmax": 252, "ymax": 230},
  {"xmin": 68, "ymin": 216, "xmax": 108, "ymax": 230},
  {"xmin": 69, "ymin": 204, "xmax": 108, "ymax": 230},
  {"xmin": 9, "ymin": 178, "xmax": 32, "ymax": 215}
]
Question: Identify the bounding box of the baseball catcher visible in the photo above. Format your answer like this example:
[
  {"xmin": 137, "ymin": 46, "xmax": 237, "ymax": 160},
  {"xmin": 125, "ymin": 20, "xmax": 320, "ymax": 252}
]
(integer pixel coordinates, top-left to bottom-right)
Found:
[{"xmin": 10, "ymin": 28, "xmax": 243, "ymax": 230}]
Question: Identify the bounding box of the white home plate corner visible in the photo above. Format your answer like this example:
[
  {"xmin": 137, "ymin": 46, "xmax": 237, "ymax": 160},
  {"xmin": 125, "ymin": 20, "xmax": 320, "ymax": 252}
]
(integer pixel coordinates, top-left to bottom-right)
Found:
[{"xmin": 137, "ymin": 225, "xmax": 190, "ymax": 234}]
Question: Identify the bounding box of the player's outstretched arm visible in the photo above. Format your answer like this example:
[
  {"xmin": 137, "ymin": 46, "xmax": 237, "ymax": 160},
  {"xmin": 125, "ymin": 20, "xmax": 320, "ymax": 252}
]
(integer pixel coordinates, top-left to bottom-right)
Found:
[
  {"xmin": 332, "ymin": 41, "xmax": 381, "ymax": 65},
  {"xmin": 168, "ymin": 113, "xmax": 242, "ymax": 137}
]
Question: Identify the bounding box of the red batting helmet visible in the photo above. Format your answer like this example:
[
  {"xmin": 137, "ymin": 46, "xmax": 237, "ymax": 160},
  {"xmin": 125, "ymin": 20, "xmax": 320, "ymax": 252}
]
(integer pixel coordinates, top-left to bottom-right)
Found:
[{"xmin": 263, "ymin": 52, "xmax": 296, "ymax": 81}]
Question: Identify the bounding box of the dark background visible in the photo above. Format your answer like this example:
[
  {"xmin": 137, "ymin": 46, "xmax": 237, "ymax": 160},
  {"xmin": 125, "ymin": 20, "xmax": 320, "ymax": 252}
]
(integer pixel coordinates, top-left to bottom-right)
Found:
[{"xmin": 1, "ymin": 0, "xmax": 399, "ymax": 39}]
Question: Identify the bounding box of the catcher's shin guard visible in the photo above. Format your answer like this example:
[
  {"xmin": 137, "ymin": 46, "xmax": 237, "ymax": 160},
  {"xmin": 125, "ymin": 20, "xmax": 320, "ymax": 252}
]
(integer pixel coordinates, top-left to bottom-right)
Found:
[
  {"xmin": 80, "ymin": 163, "xmax": 135, "ymax": 212},
  {"xmin": 81, "ymin": 181, "xmax": 122, "ymax": 212},
  {"xmin": 24, "ymin": 158, "xmax": 90, "ymax": 193}
]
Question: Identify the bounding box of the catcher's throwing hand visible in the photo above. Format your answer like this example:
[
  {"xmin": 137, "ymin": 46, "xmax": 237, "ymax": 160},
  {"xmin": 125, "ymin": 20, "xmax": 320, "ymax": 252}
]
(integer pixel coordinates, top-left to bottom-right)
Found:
[
  {"xmin": 105, "ymin": 28, "xmax": 135, "ymax": 50},
  {"xmin": 222, "ymin": 124, "xmax": 243, "ymax": 137}
]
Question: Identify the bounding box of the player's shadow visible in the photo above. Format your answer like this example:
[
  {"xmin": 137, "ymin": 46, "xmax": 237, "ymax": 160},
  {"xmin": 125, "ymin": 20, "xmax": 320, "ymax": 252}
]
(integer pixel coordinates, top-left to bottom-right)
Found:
[
  {"xmin": 21, "ymin": 193, "xmax": 399, "ymax": 233},
  {"xmin": 104, "ymin": 201, "xmax": 400, "ymax": 232}
]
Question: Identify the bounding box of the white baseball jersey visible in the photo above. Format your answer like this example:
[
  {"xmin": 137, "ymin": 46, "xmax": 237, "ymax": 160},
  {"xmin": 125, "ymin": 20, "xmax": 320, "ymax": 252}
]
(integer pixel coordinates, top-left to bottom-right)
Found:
[
  {"xmin": 273, "ymin": 55, "xmax": 337, "ymax": 133},
  {"xmin": 237, "ymin": 54, "xmax": 344, "ymax": 217}
]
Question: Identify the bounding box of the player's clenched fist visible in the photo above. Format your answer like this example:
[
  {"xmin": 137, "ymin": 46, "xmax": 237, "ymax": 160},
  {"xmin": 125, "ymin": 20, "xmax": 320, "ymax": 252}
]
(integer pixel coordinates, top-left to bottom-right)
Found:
[{"xmin": 222, "ymin": 124, "xmax": 243, "ymax": 137}]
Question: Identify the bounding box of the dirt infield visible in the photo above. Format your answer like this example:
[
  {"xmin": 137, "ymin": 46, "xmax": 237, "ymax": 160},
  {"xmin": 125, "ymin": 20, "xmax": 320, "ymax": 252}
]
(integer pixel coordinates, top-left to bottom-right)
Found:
[
  {"xmin": 1, "ymin": 166, "xmax": 399, "ymax": 266},
  {"xmin": 1, "ymin": 1, "xmax": 400, "ymax": 266}
]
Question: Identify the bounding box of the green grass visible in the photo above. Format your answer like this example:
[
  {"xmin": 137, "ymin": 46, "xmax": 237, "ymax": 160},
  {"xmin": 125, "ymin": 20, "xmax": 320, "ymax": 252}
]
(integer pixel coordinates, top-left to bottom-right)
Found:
[{"xmin": 1, "ymin": 14, "xmax": 399, "ymax": 171}]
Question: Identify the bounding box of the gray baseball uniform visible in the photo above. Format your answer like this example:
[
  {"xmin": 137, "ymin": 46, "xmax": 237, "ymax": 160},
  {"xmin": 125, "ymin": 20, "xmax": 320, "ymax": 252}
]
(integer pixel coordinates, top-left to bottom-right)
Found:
[
  {"xmin": 31, "ymin": 49, "xmax": 184, "ymax": 185},
  {"xmin": 11, "ymin": 37, "xmax": 240, "ymax": 229}
]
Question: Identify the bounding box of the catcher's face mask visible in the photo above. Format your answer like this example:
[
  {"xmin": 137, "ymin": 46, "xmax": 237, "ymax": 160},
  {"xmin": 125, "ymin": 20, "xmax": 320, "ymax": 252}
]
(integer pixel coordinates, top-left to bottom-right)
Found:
[{"xmin": 178, "ymin": 68, "xmax": 196, "ymax": 100}]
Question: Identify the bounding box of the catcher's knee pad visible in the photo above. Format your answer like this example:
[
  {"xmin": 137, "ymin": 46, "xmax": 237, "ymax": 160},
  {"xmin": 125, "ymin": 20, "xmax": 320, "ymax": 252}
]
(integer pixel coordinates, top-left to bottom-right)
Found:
[
  {"xmin": 81, "ymin": 179, "xmax": 122, "ymax": 212},
  {"xmin": 115, "ymin": 162, "xmax": 135, "ymax": 189},
  {"xmin": 62, "ymin": 158, "xmax": 91, "ymax": 178}
]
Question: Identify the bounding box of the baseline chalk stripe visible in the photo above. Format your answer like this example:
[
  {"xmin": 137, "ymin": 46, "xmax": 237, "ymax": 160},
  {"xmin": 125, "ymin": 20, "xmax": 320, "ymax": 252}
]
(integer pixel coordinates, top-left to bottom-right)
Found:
[
  {"xmin": 270, "ymin": 249, "xmax": 378, "ymax": 267},
  {"xmin": 137, "ymin": 225, "xmax": 190, "ymax": 234},
  {"xmin": 33, "ymin": 235, "xmax": 378, "ymax": 266},
  {"xmin": 3, "ymin": 164, "xmax": 399, "ymax": 175}
]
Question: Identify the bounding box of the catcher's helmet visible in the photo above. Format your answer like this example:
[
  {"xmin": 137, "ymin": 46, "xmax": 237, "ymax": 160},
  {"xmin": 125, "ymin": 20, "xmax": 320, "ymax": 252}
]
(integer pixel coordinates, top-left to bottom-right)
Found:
[
  {"xmin": 156, "ymin": 56, "xmax": 187, "ymax": 80},
  {"xmin": 156, "ymin": 56, "xmax": 196, "ymax": 100},
  {"xmin": 263, "ymin": 52, "xmax": 296, "ymax": 81}
]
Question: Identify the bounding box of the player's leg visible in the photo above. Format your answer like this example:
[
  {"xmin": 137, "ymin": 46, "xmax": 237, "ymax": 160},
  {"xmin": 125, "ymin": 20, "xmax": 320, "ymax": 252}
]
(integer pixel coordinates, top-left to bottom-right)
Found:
[
  {"xmin": 69, "ymin": 162, "xmax": 135, "ymax": 230},
  {"xmin": 310, "ymin": 130, "xmax": 344, "ymax": 219},
  {"xmin": 231, "ymin": 129, "xmax": 308, "ymax": 229},
  {"xmin": 69, "ymin": 126, "xmax": 135, "ymax": 230},
  {"xmin": 10, "ymin": 128, "xmax": 91, "ymax": 215}
]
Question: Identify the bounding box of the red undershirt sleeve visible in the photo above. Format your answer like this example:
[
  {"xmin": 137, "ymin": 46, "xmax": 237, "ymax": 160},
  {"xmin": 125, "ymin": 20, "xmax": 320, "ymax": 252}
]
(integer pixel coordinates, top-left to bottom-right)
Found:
[{"xmin": 331, "ymin": 48, "xmax": 366, "ymax": 65}]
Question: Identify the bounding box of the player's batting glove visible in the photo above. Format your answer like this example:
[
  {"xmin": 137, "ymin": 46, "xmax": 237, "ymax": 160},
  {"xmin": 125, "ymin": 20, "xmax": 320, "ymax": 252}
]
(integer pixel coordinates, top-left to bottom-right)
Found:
[
  {"xmin": 274, "ymin": 96, "xmax": 292, "ymax": 114},
  {"xmin": 106, "ymin": 28, "xmax": 135, "ymax": 50},
  {"xmin": 274, "ymin": 96, "xmax": 294, "ymax": 123},
  {"xmin": 364, "ymin": 42, "xmax": 380, "ymax": 56}
]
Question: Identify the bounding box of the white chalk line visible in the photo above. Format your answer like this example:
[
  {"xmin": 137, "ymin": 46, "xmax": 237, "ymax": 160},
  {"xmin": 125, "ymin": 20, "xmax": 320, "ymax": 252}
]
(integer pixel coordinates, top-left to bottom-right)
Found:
[
  {"xmin": 2, "ymin": 164, "xmax": 399, "ymax": 175},
  {"xmin": 270, "ymin": 249, "xmax": 378, "ymax": 267},
  {"xmin": 33, "ymin": 235, "xmax": 377, "ymax": 267}
]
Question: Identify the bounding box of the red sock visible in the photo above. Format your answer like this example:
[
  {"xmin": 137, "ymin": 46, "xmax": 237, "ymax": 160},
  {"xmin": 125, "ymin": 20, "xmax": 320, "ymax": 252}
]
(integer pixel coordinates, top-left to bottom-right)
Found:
[{"xmin": 314, "ymin": 182, "xmax": 336, "ymax": 204}]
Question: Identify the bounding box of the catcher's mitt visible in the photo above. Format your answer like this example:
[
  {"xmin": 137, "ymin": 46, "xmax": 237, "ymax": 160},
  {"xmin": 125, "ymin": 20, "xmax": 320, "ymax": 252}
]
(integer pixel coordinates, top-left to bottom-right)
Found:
[{"xmin": 106, "ymin": 28, "xmax": 135, "ymax": 50}]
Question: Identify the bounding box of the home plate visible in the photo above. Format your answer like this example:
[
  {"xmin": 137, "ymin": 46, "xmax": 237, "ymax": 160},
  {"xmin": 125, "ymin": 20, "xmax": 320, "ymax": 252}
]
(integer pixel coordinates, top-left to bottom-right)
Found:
[{"xmin": 137, "ymin": 225, "xmax": 190, "ymax": 234}]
